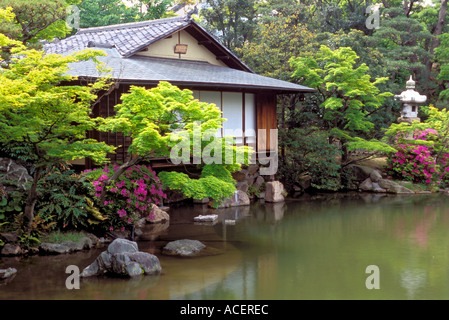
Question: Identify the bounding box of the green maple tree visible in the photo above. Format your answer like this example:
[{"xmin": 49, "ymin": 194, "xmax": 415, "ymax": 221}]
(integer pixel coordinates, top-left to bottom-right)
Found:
[
  {"xmin": 290, "ymin": 45, "xmax": 396, "ymax": 164},
  {"xmin": 0, "ymin": 23, "xmax": 115, "ymax": 233},
  {"xmin": 99, "ymin": 81, "xmax": 252, "ymax": 206}
]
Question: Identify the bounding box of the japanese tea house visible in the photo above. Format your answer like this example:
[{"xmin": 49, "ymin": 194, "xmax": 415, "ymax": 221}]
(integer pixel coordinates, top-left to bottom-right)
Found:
[{"xmin": 44, "ymin": 16, "xmax": 314, "ymax": 170}]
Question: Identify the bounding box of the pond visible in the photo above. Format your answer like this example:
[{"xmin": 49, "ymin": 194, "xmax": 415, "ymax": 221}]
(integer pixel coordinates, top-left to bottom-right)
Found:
[{"xmin": 1, "ymin": 192, "xmax": 449, "ymax": 300}]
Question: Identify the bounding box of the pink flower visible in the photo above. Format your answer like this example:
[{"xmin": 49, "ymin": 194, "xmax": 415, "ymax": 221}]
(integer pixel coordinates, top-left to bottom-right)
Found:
[{"xmin": 117, "ymin": 209, "xmax": 127, "ymax": 217}]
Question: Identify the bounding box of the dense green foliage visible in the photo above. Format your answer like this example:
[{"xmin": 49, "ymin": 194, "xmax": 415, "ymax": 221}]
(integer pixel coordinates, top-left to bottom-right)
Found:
[
  {"xmin": 278, "ymin": 128, "xmax": 342, "ymax": 192},
  {"xmin": 1, "ymin": 0, "xmax": 449, "ymax": 241},
  {"xmin": 0, "ymin": 20, "xmax": 115, "ymax": 235},
  {"xmin": 290, "ymin": 45, "xmax": 396, "ymax": 161},
  {"xmin": 0, "ymin": 0, "xmax": 75, "ymax": 46},
  {"xmin": 159, "ymin": 163, "xmax": 239, "ymax": 207},
  {"xmin": 100, "ymin": 81, "xmax": 252, "ymax": 206},
  {"xmin": 199, "ymin": 0, "xmax": 258, "ymax": 53},
  {"xmin": 200, "ymin": 0, "xmax": 448, "ymax": 193},
  {"xmin": 77, "ymin": 0, "xmax": 178, "ymax": 28}
]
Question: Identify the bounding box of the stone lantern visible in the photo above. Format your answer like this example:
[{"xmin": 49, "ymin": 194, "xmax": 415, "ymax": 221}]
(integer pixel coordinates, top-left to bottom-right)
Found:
[{"xmin": 394, "ymin": 76, "xmax": 427, "ymax": 123}]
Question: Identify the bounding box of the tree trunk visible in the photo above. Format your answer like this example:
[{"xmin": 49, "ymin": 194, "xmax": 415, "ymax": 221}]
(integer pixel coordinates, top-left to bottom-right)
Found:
[
  {"xmin": 432, "ymin": 0, "xmax": 448, "ymax": 52},
  {"xmin": 403, "ymin": 0, "xmax": 417, "ymax": 18},
  {"xmin": 341, "ymin": 142, "xmax": 349, "ymax": 166},
  {"xmin": 23, "ymin": 167, "xmax": 42, "ymax": 235},
  {"xmin": 426, "ymin": 0, "xmax": 448, "ymax": 78}
]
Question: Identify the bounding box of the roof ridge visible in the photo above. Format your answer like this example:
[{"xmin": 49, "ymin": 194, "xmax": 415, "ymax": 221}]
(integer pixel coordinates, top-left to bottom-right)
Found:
[{"xmin": 76, "ymin": 16, "xmax": 189, "ymax": 35}]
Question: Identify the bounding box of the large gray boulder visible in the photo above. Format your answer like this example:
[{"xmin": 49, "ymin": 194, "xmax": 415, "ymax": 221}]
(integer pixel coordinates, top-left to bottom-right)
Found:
[
  {"xmin": 81, "ymin": 238, "xmax": 161, "ymax": 278},
  {"xmin": 0, "ymin": 157, "xmax": 32, "ymax": 193},
  {"xmin": 107, "ymin": 238, "xmax": 138, "ymax": 254},
  {"xmin": 111, "ymin": 252, "xmax": 161, "ymax": 277}
]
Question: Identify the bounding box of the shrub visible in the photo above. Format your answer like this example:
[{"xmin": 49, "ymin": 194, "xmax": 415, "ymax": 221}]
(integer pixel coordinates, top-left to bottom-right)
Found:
[
  {"xmin": 158, "ymin": 164, "xmax": 237, "ymax": 208},
  {"xmin": 388, "ymin": 143, "xmax": 438, "ymax": 184},
  {"xmin": 278, "ymin": 128, "xmax": 342, "ymax": 192},
  {"xmin": 83, "ymin": 163, "xmax": 166, "ymax": 232},
  {"xmin": 387, "ymin": 129, "xmax": 444, "ymax": 188},
  {"xmin": 35, "ymin": 166, "xmax": 94, "ymax": 230}
]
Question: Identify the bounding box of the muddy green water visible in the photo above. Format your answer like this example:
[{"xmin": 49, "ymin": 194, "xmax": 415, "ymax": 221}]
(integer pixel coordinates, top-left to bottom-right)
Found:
[{"xmin": 2, "ymin": 192, "xmax": 449, "ymax": 300}]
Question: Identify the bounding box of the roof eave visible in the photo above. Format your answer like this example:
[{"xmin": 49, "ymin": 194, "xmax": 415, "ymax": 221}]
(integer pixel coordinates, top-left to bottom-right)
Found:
[
  {"xmin": 75, "ymin": 76, "xmax": 316, "ymax": 94},
  {"xmin": 187, "ymin": 20, "xmax": 254, "ymax": 73}
]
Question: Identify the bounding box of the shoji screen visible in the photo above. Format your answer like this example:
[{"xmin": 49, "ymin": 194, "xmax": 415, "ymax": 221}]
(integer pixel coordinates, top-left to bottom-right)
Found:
[
  {"xmin": 245, "ymin": 93, "xmax": 256, "ymax": 145},
  {"xmin": 199, "ymin": 91, "xmax": 222, "ymax": 137},
  {"xmin": 222, "ymin": 92, "xmax": 243, "ymax": 144}
]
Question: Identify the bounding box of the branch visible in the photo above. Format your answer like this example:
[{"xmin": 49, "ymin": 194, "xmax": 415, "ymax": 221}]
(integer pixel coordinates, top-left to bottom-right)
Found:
[{"xmin": 99, "ymin": 154, "xmax": 144, "ymax": 203}]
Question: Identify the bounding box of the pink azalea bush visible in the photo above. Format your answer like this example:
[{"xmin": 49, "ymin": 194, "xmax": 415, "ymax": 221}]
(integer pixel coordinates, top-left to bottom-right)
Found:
[
  {"xmin": 83, "ymin": 163, "xmax": 166, "ymax": 231},
  {"xmin": 387, "ymin": 129, "xmax": 448, "ymax": 187}
]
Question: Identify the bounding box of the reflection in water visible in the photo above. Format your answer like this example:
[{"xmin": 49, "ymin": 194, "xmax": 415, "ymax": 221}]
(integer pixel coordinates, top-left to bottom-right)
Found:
[
  {"xmin": 400, "ymin": 269, "xmax": 427, "ymax": 300},
  {"xmin": 2, "ymin": 193, "xmax": 449, "ymax": 299}
]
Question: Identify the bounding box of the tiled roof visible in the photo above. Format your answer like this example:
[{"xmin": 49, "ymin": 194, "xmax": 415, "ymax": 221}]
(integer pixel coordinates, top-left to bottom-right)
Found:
[
  {"xmin": 44, "ymin": 16, "xmax": 314, "ymax": 93},
  {"xmin": 63, "ymin": 48, "xmax": 315, "ymax": 93},
  {"xmin": 44, "ymin": 16, "xmax": 190, "ymax": 58}
]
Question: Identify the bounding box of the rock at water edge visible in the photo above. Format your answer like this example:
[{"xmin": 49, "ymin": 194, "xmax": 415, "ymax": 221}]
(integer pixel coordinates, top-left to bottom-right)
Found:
[
  {"xmin": 265, "ymin": 181, "xmax": 285, "ymax": 203},
  {"xmin": 162, "ymin": 239, "xmax": 206, "ymax": 257}
]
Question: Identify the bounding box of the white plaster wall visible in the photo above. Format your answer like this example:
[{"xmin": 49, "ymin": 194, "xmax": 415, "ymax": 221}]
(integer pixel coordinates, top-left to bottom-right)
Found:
[{"xmin": 135, "ymin": 30, "xmax": 228, "ymax": 67}]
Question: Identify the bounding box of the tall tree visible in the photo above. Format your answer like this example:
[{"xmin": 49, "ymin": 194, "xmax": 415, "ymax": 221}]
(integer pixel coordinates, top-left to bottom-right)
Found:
[
  {"xmin": 415, "ymin": 0, "xmax": 449, "ymax": 89},
  {"xmin": 199, "ymin": 0, "xmax": 257, "ymax": 53},
  {"xmin": 316, "ymin": 30, "xmax": 400, "ymax": 131},
  {"xmin": 290, "ymin": 45, "xmax": 396, "ymax": 164},
  {"xmin": 98, "ymin": 81, "xmax": 252, "ymax": 206},
  {"xmin": 0, "ymin": 31, "xmax": 115, "ymax": 234},
  {"xmin": 435, "ymin": 33, "xmax": 449, "ymax": 101},
  {"xmin": 0, "ymin": 0, "xmax": 74, "ymax": 46},
  {"xmin": 372, "ymin": 6, "xmax": 433, "ymax": 93},
  {"xmin": 78, "ymin": 0, "xmax": 141, "ymax": 28},
  {"xmin": 136, "ymin": 0, "xmax": 176, "ymax": 20},
  {"xmin": 236, "ymin": 13, "xmax": 315, "ymax": 81}
]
